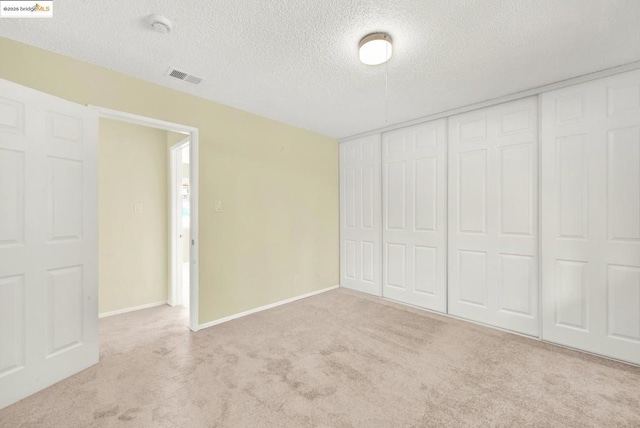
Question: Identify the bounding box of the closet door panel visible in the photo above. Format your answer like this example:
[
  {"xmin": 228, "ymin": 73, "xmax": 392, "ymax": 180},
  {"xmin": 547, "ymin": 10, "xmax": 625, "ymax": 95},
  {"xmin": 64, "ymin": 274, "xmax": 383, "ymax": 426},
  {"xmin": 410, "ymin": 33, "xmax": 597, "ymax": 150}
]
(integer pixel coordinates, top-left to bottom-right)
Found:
[
  {"xmin": 382, "ymin": 120, "xmax": 447, "ymax": 312},
  {"xmin": 541, "ymin": 69, "xmax": 640, "ymax": 364},
  {"xmin": 449, "ymin": 97, "xmax": 539, "ymax": 336},
  {"xmin": 340, "ymin": 136, "xmax": 382, "ymax": 296}
]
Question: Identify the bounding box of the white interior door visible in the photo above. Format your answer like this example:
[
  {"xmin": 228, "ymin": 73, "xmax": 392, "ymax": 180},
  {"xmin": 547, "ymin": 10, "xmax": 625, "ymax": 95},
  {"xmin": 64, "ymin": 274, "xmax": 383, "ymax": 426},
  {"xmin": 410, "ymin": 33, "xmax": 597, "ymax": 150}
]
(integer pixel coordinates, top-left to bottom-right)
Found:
[
  {"xmin": 382, "ymin": 120, "xmax": 447, "ymax": 312},
  {"xmin": 541, "ymin": 69, "xmax": 640, "ymax": 365},
  {"xmin": 339, "ymin": 135, "xmax": 382, "ymax": 296},
  {"xmin": 0, "ymin": 79, "xmax": 98, "ymax": 409},
  {"xmin": 448, "ymin": 97, "xmax": 539, "ymax": 336}
]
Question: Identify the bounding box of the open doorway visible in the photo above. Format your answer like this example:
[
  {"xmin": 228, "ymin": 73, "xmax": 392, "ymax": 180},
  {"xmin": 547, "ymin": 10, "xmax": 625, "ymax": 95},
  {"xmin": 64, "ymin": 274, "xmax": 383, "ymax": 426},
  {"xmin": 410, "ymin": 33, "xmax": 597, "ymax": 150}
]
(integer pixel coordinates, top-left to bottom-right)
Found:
[
  {"xmin": 93, "ymin": 106, "xmax": 199, "ymax": 332},
  {"xmin": 169, "ymin": 138, "xmax": 191, "ymax": 310}
]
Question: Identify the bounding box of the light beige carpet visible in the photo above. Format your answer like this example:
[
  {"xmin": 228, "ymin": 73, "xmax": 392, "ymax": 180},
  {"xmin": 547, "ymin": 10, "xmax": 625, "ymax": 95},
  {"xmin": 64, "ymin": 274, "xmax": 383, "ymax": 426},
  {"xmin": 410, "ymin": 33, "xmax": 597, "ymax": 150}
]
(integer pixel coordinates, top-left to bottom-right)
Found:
[{"xmin": 1, "ymin": 288, "xmax": 639, "ymax": 427}]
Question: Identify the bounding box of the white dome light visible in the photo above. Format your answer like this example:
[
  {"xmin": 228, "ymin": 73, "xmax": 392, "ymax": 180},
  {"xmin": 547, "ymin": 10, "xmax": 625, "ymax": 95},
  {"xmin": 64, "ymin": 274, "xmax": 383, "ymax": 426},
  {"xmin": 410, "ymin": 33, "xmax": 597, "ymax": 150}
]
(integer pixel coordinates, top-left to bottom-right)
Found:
[{"xmin": 359, "ymin": 33, "xmax": 393, "ymax": 65}]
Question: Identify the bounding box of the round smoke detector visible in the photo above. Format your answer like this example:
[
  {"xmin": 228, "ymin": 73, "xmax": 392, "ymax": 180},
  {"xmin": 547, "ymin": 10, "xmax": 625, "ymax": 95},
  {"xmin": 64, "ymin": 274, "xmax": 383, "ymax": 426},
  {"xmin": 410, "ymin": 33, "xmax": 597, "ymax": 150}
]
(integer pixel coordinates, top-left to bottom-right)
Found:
[{"xmin": 147, "ymin": 14, "xmax": 173, "ymax": 34}]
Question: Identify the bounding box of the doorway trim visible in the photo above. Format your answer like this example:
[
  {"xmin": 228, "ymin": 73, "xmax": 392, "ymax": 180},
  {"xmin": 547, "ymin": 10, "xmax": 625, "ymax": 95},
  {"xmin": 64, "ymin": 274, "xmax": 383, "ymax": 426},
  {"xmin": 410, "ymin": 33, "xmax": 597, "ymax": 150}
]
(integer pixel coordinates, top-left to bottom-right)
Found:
[{"xmin": 89, "ymin": 106, "xmax": 200, "ymax": 332}]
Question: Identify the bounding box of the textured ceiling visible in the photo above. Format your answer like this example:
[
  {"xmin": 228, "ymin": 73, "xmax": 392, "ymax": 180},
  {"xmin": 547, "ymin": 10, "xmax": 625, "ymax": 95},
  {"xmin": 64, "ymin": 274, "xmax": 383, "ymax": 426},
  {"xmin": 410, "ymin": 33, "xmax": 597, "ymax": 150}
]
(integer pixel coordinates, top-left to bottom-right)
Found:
[{"xmin": 1, "ymin": 1, "xmax": 640, "ymax": 139}]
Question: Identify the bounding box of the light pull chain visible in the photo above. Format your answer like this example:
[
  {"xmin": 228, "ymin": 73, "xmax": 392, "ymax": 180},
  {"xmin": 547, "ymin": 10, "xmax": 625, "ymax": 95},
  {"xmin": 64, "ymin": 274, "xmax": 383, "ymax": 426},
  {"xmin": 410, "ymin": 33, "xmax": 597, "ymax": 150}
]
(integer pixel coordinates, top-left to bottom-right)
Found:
[{"xmin": 385, "ymin": 42, "xmax": 389, "ymax": 123}]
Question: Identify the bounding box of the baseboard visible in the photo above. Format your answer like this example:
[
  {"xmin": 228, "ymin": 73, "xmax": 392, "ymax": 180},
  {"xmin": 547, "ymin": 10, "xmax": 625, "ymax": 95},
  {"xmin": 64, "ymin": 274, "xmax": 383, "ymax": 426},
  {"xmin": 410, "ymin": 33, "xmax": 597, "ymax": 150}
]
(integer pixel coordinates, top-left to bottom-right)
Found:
[
  {"xmin": 99, "ymin": 300, "xmax": 168, "ymax": 318},
  {"xmin": 198, "ymin": 285, "xmax": 339, "ymax": 330}
]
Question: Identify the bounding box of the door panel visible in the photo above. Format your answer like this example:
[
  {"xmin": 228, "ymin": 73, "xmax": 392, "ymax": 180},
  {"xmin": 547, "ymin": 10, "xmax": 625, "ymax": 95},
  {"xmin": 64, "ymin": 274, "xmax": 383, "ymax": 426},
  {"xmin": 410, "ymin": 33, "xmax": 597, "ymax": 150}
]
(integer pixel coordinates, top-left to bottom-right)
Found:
[
  {"xmin": 382, "ymin": 120, "xmax": 447, "ymax": 312},
  {"xmin": 49, "ymin": 157, "xmax": 83, "ymax": 241},
  {"xmin": 0, "ymin": 149, "xmax": 24, "ymax": 245},
  {"xmin": 500, "ymin": 144, "xmax": 534, "ymax": 236},
  {"xmin": 0, "ymin": 275, "xmax": 24, "ymax": 376},
  {"xmin": 498, "ymin": 254, "xmax": 535, "ymax": 317},
  {"xmin": 541, "ymin": 68, "xmax": 640, "ymax": 365},
  {"xmin": 448, "ymin": 97, "xmax": 539, "ymax": 336},
  {"xmin": 607, "ymin": 127, "xmax": 640, "ymax": 240},
  {"xmin": 47, "ymin": 266, "xmax": 83, "ymax": 356},
  {"xmin": 458, "ymin": 149, "xmax": 487, "ymax": 233},
  {"xmin": 0, "ymin": 78, "xmax": 98, "ymax": 409},
  {"xmin": 339, "ymin": 135, "xmax": 382, "ymax": 295},
  {"xmin": 458, "ymin": 250, "xmax": 487, "ymax": 307}
]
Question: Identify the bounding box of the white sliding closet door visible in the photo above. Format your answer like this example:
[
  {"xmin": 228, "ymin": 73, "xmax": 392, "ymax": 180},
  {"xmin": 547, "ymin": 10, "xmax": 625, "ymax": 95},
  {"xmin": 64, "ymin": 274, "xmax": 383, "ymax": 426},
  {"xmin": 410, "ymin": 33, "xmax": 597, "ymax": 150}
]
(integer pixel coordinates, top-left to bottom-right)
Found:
[
  {"xmin": 541, "ymin": 69, "xmax": 640, "ymax": 365},
  {"xmin": 340, "ymin": 135, "xmax": 382, "ymax": 296},
  {"xmin": 382, "ymin": 120, "xmax": 447, "ymax": 312},
  {"xmin": 448, "ymin": 97, "xmax": 538, "ymax": 336}
]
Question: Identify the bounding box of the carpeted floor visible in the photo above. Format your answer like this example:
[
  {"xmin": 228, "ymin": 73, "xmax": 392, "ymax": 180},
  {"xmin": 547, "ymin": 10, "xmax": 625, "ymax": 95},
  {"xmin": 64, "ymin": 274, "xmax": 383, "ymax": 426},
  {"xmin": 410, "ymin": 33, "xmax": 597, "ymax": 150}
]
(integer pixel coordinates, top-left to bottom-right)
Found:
[{"xmin": 1, "ymin": 288, "xmax": 639, "ymax": 427}]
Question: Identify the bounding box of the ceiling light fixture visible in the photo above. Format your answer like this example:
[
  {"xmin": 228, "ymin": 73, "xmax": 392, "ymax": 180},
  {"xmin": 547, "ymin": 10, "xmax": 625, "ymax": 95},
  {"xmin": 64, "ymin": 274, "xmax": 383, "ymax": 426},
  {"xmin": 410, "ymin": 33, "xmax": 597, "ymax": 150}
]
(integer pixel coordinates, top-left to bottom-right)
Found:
[
  {"xmin": 359, "ymin": 33, "xmax": 393, "ymax": 65},
  {"xmin": 147, "ymin": 14, "xmax": 173, "ymax": 34}
]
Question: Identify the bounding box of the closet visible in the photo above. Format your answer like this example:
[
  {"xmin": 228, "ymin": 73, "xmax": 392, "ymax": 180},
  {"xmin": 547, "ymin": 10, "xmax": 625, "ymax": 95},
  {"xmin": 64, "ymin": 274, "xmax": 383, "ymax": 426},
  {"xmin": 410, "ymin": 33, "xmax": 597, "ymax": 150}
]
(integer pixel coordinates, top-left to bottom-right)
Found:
[
  {"xmin": 339, "ymin": 68, "xmax": 640, "ymax": 365},
  {"xmin": 339, "ymin": 134, "xmax": 382, "ymax": 296},
  {"xmin": 382, "ymin": 120, "xmax": 447, "ymax": 312},
  {"xmin": 448, "ymin": 97, "xmax": 538, "ymax": 336},
  {"xmin": 540, "ymin": 70, "xmax": 640, "ymax": 363}
]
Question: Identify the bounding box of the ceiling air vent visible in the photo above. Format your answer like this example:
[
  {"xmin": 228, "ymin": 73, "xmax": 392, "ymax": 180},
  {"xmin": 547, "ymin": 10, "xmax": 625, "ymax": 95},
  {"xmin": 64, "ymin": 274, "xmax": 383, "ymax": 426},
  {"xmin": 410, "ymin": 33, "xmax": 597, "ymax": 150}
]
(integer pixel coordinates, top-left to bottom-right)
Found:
[
  {"xmin": 184, "ymin": 75, "xmax": 202, "ymax": 85},
  {"xmin": 166, "ymin": 67, "xmax": 203, "ymax": 85}
]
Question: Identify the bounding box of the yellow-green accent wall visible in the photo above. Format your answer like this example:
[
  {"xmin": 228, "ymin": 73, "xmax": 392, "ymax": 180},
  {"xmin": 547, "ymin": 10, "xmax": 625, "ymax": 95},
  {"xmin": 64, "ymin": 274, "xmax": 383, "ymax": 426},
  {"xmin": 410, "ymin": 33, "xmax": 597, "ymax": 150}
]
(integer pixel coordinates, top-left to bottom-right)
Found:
[{"xmin": 0, "ymin": 37, "xmax": 339, "ymax": 325}]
